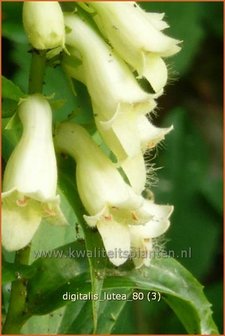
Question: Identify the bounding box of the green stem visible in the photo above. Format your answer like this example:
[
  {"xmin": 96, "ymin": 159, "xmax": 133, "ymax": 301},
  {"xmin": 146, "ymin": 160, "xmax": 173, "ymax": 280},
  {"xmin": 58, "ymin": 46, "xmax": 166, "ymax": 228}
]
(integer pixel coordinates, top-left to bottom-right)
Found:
[
  {"xmin": 28, "ymin": 50, "xmax": 46, "ymax": 94},
  {"xmin": 2, "ymin": 246, "xmax": 31, "ymax": 334},
  {"xmin": 2, "ymin": 50, "xmax": 46, "ymax": 335}
]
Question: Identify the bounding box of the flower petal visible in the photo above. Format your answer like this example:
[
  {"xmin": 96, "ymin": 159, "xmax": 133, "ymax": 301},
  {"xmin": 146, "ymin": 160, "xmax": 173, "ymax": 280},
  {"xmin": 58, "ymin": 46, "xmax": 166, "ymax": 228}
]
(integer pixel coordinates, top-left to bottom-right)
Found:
[
  {"xmin": 84, "ymin": 206, "xmax": 107, "ymax": 227},
  {"xmin": 145, "ymin": 13, "xmax": 169, "ymax": 31},
  {"xmin": 137, "ymin": 115, "xmax": 173, "ymax": 151},
  {"xmin": 97, "ymin": 219, "xmax": 131, "ymax": 266},
  {"xmin": 96, "ymin": 99, "xmax": 156, "ymax": 161},
  {"xmin": 129, "ymin": 225, "xmax": 153, "ymax": 268},
  {"xmin": 121, "ymin": 152, "xmax": 146, "ymax": 194},
  {"xmin": 42, "ymin": 195, "xmax": 68, "ymax": 226},
  {"xmin": 2, "ymin": 191, "xmax": 42, "ymax": 251},
  {"xmin": 139, "ymin": 53, "xmax": 168, "ymax": 92},
  {"xmin": 137, "ymin": 201, "xmax": 174, "ymax": 237}
]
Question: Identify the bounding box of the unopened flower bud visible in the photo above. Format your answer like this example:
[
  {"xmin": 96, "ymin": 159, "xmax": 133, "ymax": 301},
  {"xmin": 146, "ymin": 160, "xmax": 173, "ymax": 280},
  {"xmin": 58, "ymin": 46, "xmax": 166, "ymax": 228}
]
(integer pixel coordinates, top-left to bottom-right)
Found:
[{"xmin": 23, "ymin": 2, "xmax": 65, "ymax": 50}]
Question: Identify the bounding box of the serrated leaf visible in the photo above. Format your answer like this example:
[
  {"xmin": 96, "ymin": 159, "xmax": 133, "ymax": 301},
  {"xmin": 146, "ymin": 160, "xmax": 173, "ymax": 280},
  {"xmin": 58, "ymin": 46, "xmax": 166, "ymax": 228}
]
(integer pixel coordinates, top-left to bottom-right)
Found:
[{"xmin": 2, "ymin": 76, "xmax": 25, "ymax": 101}]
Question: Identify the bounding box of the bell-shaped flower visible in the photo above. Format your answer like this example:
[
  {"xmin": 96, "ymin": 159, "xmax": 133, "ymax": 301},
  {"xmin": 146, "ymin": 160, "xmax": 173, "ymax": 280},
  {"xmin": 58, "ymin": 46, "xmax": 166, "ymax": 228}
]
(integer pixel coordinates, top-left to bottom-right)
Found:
[
  {"xmin": 2, "ymin": 94, "xmax": 67, "ymax": 252},
  {"xmin": 63, "ymin": 13, "xmax": 157, "ymax": 163},
  {"xmin": 90, "ymin": 2, "xmax": 181, "ymax": 93},
  {"xmin": 64, "ymin": 59, "xmax": 172, "ymax": 194},
  {"xmin": 64, "ymin": 13, "xmax": 156, "ymax": 122},
  {"xmin": 23, "ymin": 1, "xmax": 65, "ymax": 50},
  {"xmin": 55, "ymin": 122, "xmax": 173, "ymax": 267}
]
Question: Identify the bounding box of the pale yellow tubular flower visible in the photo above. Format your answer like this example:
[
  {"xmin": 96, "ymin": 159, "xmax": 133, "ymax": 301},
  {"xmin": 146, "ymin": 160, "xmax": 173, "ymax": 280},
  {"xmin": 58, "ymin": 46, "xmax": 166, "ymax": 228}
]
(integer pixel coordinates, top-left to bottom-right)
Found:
[
  {"xmin": 23, "ymin": 1, "xmax": 65, "ymax": 50},
  {"xmin": 64, "ymin": 13, "xmax": 155, "ymax": 121},
  {"xmin": 63, "ymin": 52, "xmax": 172, "ymax": 193},
  {"xmin": 63, "ymin": 13, "xmax": 156, "ymax": 161},
  {"xmin": 2, "ymin": 94, "xmax": 67, "ymax": 251},
  {"xmin": 55, "ymin": 122, "xmax": 173, "ymax": 267},
  {"xmin": 90, "ymin": 2, "xmax": 181, "ymax": 92}
]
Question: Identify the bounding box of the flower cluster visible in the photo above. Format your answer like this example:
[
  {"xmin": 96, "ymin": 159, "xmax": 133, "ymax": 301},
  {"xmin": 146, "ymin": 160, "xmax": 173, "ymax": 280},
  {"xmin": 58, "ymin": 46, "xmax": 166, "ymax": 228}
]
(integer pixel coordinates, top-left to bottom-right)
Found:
[
  {"xmin": 57, "ymin": 2, "xmax": 180, "ymax": 267},
  {"xmin": 3, "ymin": 2, "xmax": 180, "ymax": 268},
  {"xmin": 55, "ymin": 123, "xmax": 173, "ymax": 267}
]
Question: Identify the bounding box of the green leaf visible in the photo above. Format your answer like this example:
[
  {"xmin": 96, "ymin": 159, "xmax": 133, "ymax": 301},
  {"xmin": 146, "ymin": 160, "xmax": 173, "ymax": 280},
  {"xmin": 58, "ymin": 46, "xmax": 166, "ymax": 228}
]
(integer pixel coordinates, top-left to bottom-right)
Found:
[
  {"xmin": 26, "ymin": 241, "xmax": 90, "ymax": 315},
  {"xmin": 4, "ymin": 113, "xmax": 21, "ymax": 130},
  {"xmin": 96, "ymin": 289, "xmax": 131, "ymax": 334},
  {"xmin": 2, "ymin": 120, "xmax": 22, "ymax": 162},
  {"xmin": 102, "ymin": 257, "xmax": 219, "ymax": 335},
  {"xmin": 21, "ymin": 307, "xmax": 66, "ymax": 335},
  {"xmin": 2, "ymin": 76, "xmax": 24, "ymax": 101},
  {"xmin": 2, "ymin": 99, "xmax": 18, "ymax": 118},
  {"xmin": 57, "ymin": 289, "xmax": 130, "ymax": 334},
  {"xmin": 24, "ymin": 237, "xmax": 218, "ymax": 334}
]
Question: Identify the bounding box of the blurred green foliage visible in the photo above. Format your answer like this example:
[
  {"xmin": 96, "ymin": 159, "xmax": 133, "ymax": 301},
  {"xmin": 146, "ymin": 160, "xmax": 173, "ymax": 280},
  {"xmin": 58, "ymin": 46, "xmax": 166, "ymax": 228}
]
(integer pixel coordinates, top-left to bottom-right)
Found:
[{"xmin": 2, "ymin": 1, "xmax": 223, "ymax": 334}]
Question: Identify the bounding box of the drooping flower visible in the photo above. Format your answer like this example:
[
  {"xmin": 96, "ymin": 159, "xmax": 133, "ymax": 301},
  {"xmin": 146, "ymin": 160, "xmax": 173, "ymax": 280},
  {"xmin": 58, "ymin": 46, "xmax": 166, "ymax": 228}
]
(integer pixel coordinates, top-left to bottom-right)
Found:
[
  {"xmin": 64, "ymin": 13, "xmax": 156, "ymax": 122},
  {"xmin": 64, "ymin": 56, "xmax": 173, "ymax": 193},
  {"xmin": 89, "ymin": 2, "xmax": 181, "ymax": 93},
  {"xmin": 2, "ymin": 94, "xmax": 67, "ymax": 251},
  {"xmin": 62, "ymin": 15, "xmax": 172, "ymax": 193},
  {"xmin": 23, "ymin": 1, "xmax": 65, "ymax": 50},
  {"xmin": 55, "ymin": 122, "xmax": 173, "ymax": 267},
  {"xmin": 63, "ymin": 13, "xmax": 158, "ymax": 169}
]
